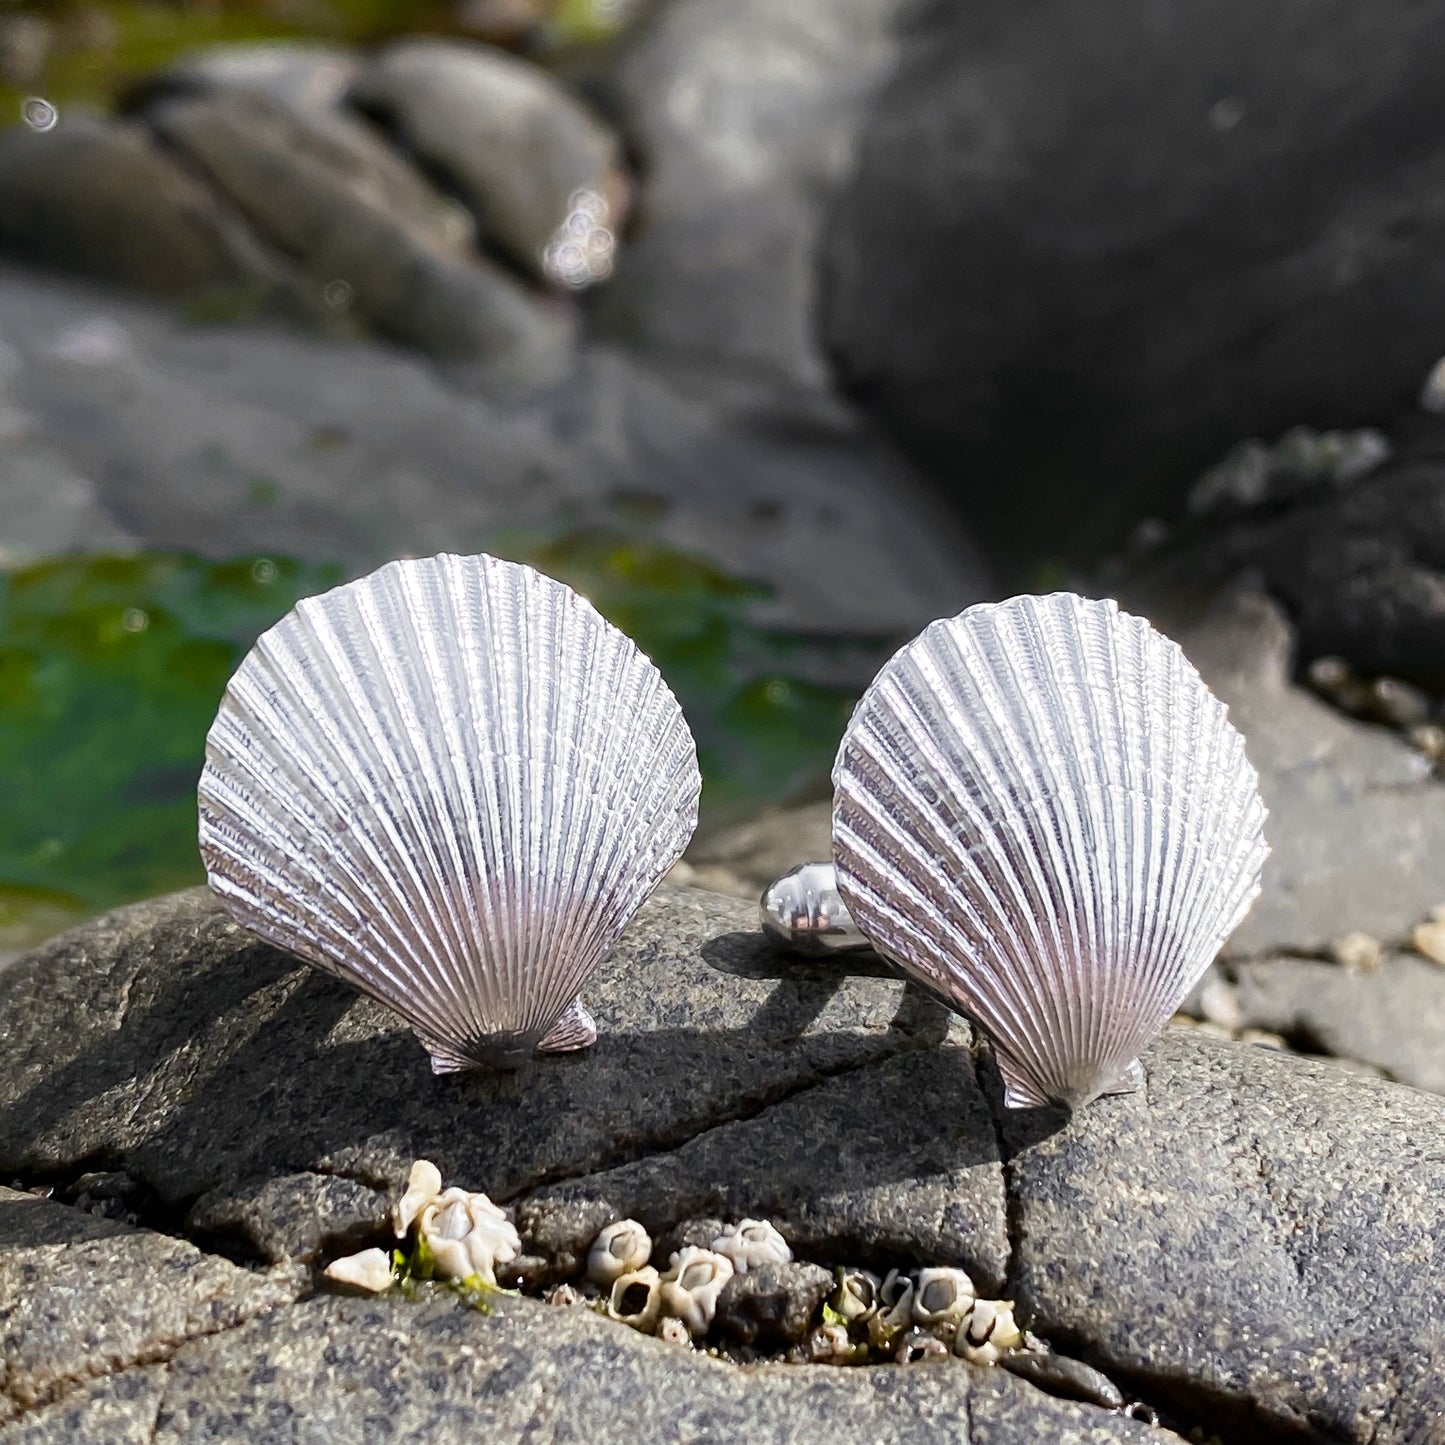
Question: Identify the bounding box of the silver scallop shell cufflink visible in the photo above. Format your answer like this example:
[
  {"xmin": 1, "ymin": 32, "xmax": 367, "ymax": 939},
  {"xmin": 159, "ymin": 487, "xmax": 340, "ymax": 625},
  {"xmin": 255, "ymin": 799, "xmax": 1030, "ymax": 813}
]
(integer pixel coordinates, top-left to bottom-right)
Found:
[
  {"xmin": 198, "ymin": 551, "xmax": 701, "ymax": 1072},
  {"xmin": 770, "ymin": 591, "xmax": 1269, "ymax": 1112}
]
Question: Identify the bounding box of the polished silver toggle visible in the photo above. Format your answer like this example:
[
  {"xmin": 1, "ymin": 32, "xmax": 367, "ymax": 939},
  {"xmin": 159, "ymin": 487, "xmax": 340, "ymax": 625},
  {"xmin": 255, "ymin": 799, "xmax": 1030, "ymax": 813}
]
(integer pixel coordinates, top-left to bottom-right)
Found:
[{"xmin": 759, "ymin": 861, "xmax": 871, "ymax": 956}]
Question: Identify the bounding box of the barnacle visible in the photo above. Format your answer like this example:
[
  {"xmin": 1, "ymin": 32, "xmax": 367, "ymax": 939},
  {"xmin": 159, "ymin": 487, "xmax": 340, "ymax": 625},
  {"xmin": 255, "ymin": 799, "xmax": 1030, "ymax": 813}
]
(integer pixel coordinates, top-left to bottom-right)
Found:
[
  {"xmin": 710, "ymin": 1219, "xmax": 792, "ymax": 1274},
  {"xmin": 607, "ymin": 1265, "xmax": 663, "ymax": 1333},
  {"xmin": 911, "ymin": 1267, "xmax": 976, "ymax": 1332},
  {"xmin": 323, "ymin": 1248, "xmax": 393, "ymax": 1293},
  {"xmin": 658, "ymin": 1247, "xmax": 735, "ymax": 1338},
  {"xmin": 587, "ymin": 1219, "xmax": 653, "ymax": 1287},
  {"xmin": 954, "ymin": 1298, "xmax": 1024, "ymax": 1366}
]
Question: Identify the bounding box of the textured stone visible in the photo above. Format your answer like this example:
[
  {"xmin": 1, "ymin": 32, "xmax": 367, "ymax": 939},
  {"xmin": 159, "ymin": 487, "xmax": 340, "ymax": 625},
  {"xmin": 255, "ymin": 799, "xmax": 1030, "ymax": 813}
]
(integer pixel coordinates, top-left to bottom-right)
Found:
[
  {"xmin": 519, "ymin": 1041, "xmax": 1009, "ymax": 1295},
  {"xmin": 822, "ymin": 0, "xmax": 1445, "ymax": 567},
  {"xmin": 715, "ymin": 1260, "xmax": 834, "ymax": 1346},
  {"xmin": 0, "ymin": 884, "xmax": 934, "ymax": 1253},
  {"xmin": 18, "ymin": 1289, "xmax": 1183, "ymax": 1443},
  {"xmin": 184, "ymin": 1170, "xmax": 391, "ymax": 1264},
  {"xmin": 0, "ymin": 1187, "xmax": 298, "ymax": 1422},
  {"xmin": 1004, "ymin": 1029, "xmax": 1445, "ymax": 1444}
]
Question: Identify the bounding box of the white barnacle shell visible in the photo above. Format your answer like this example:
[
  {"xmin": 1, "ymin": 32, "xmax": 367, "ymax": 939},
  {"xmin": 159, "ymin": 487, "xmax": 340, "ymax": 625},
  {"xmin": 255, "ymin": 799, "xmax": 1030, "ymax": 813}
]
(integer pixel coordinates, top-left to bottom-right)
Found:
[
  {"xmin": 395, "ymin": 1158, "xmax": 443, "ymax": 1239},
  {"xmin": 418, "ymin": 1187, "xmax": 520, "ymax": 1285},
  {"xmin": 911, "ymin": 1267, "xmax": 976, "ymax": 1330},
  {"xmin": 607, "ymin": 1265, "xmax": 663, "ymax": 1333},
  {"xmin": 323, "ymin": 1247, "xmax": 393, "ymax": 1293},
  {"xmin": 587, "ymin": 1219, "xmax": 653, "ymax": 1286},
  {"xmin": 709, "ymin": 1218, "xmax": 792, "ymax": 1274},
  {"xmin": 954, "ymin": 1298, "xmax": 1024, "ymax": 1366},
  {"xmin": 658, "ymin": 1247, "xmax": 734, "ymax": 1338},
  {"xmin": 833, "ymin": 592, "xmax": 1269, "ymax": 1111},
  {"xmin": 198, "ymin": 552, "xmax": 701, "ymax": 1072},
  {"xmin": 656, "ymin": 1315, "xmax": 693, "ymax": 1348}
]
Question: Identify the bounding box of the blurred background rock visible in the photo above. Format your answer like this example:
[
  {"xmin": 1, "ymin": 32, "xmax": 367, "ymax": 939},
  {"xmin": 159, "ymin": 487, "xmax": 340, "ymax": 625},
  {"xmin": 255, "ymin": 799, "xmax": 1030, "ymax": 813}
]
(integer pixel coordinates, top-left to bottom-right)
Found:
[{"xmin": 0, "ymin": 0, "xmax": 1442, "ymax": 1023}]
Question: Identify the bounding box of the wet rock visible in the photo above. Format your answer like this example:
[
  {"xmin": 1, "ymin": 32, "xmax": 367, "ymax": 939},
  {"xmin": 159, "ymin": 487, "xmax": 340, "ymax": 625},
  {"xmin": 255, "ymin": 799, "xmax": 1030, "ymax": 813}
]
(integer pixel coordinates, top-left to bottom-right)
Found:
[
  {"xmin": 0, "ymin": 1186, "xmax": 298, "ymax": 1422},
  {"xmin": 0, "ymin": 264, "xmax": 987, "ymax": 650},
  {"xmin": 349, "ymin": 39, "xmax": 623, "ymax": 283},
  {"xmin": 0, "ymin": 116, "xmax": 286, "ymax": 300},
  {"xmin": 822, "ymin": 0, "xmax": 1445, "ymax": 568},
  {"xmin": 999, "ymin": 1352, "xmax": 1125, "ymax": 1410},
  {"xmin": 1129, "ymin": 420, "xmax": 1445, "ymax": 694},
  {"xmin": 715, "ymin": 1259, "xmax": 833, "ymax": 1346},
  {"xmin": 147, "ymin": 89, "xmax": 572, "ymax": 382}
]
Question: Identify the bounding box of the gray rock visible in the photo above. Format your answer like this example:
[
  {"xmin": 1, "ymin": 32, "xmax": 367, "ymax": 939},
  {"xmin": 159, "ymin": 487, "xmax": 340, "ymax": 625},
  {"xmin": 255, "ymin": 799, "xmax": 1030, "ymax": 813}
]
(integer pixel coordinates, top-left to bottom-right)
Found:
[
  {"xmin": 821, "ymin": 0, "xmax": 1445, "ymax": 567},
  {"xmin": 147, "ymin": 89, "xmax": 572, "ymax": 383},
  {"xmin": 3, "ymin": 1289, "xmax": 1187, "ymax": 1443},
  {"xmin": 0, "ymin": 884, "xmax": 937, "ymax": 1252},
  {"xmin": 593, "ymin": 0, "xmax": 904, "ymax": 394},
  {"xmin": 715, "ymin": 1259, "xmax": 834, "ymax": 1345},
  {"xmin": 518, "ymin": 1039, "xmax": 1007, "ymax": 1292},
  {"xmin": 350, "ymin": 39, "xmax": 623, "ymax": 283},
  {"xmin": 144, "ymin": 83, "xmax": 477, "ymax": 257},
  {"xmin": 1003, "ymin": 1029, "xmax": 1445, "ymax": 1444},
  {"xmin": 0, "ymin": 1186, "xmax": 298, "ymax": 1422},
  {"xmin": 1170, "ymin": 587, "xmax": 1445, "ymax": 956},
  {"xmin": 0, "ymin": 116, "xmax": 287, "ymax": 301},
  {"xmin": 0, "ymin": 263, "xmax": 987, "ymax": 650},
  {"xmin": 6, "ymin": 877, "xmax": 1445, "ymax": 1437},
  {"xmin": 185, "ymin": 1169, "xmax": 391, "ymax": 1264},
  {"xmin": 1185, "ymin": 952, "xmax": 1445, "ymax": 1095}
]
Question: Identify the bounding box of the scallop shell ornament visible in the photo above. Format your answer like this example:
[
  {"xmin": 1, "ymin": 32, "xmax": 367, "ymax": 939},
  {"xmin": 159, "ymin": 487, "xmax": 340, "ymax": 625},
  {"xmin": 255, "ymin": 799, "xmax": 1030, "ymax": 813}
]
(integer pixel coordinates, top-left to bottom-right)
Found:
[
  {"xmin": 198, "ymin": 552, "xmax": 701, "ymax": 1071},
  {"xmin": 832, "ymin": 592, "xmax": 1268, "ymax": 1111}
]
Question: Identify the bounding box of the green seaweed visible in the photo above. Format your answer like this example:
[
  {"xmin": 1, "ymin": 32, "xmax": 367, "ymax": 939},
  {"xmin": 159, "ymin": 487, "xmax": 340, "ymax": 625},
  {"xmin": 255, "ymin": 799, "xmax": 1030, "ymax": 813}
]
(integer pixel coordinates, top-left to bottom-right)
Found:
[
  {"xmin": 0, "ymin": 537, "xmax": 861, "ymax": 953},
  {"xmin": 0, "ymin": 552, "xmax": 341, "ymax": 951}
]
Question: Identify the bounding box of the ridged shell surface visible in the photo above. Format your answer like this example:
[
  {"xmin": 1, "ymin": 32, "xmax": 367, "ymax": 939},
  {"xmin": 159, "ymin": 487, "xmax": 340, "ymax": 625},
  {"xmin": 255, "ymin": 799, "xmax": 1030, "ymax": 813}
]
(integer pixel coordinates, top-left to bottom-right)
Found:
[
  {"xmin": 199, "ymin": 552, "xmax": 701, "ymax": 1071},
  {"xmin": 832, "ymin": 592, "xmax": 1267, "ymax": 1110}
]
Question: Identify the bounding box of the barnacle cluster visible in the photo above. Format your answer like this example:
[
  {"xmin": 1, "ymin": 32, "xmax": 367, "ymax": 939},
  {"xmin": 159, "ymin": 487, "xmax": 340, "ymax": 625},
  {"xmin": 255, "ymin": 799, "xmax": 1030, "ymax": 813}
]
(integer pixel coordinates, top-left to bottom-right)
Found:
[
  {"xmin": 324, "ymin": 1158, "xmax": 520, "ymax": 1294},
  {"xmin": 789, "ymin": 1264, "xmax": 1028, "ymax": 1368},
  {"xmin": 320, "ymin": 1171, "xmax": 1134, "ymax": 1411}
]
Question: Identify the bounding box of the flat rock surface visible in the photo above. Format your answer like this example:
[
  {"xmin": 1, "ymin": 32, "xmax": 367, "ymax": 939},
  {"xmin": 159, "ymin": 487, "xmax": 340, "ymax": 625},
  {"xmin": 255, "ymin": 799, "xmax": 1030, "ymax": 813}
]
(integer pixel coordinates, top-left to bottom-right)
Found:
[
  {"xmin": 4, "ymin": 885, "xmax": 1445, "ymax": 1440},
  {"xmin": 0, "ymin": 884, "xmax": 934, "ymax": 1241}
]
